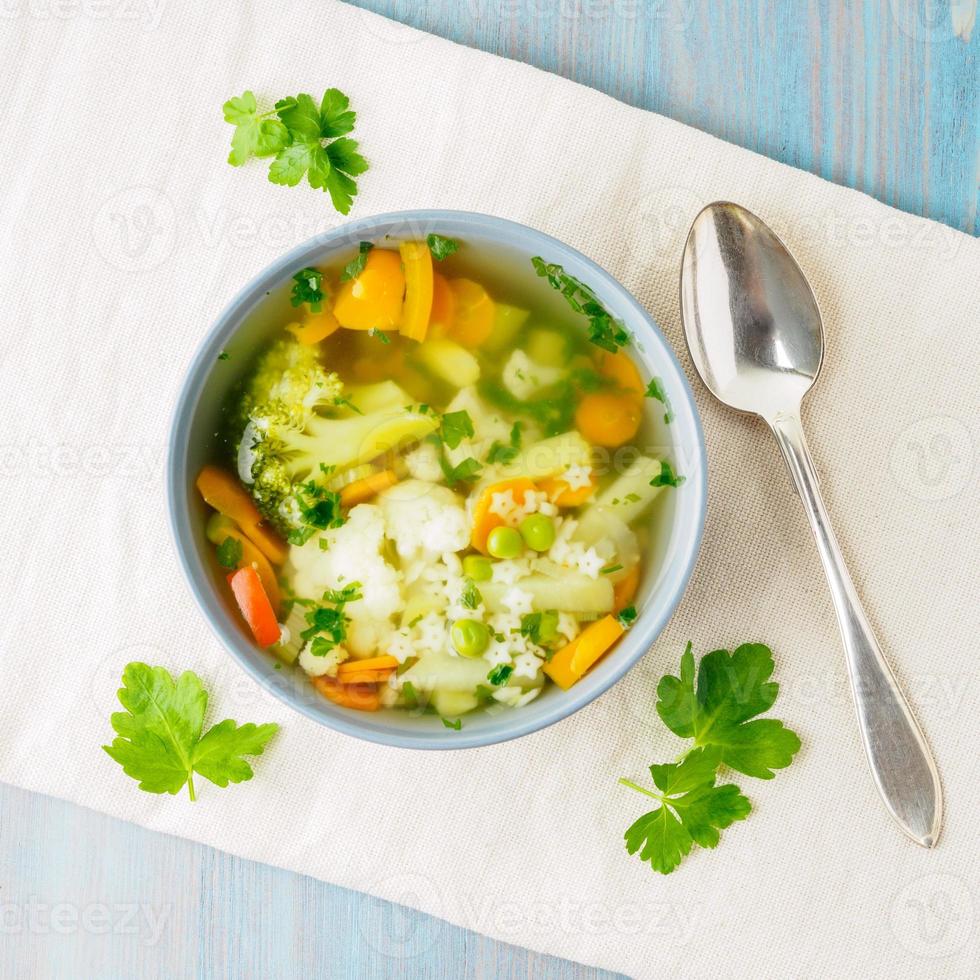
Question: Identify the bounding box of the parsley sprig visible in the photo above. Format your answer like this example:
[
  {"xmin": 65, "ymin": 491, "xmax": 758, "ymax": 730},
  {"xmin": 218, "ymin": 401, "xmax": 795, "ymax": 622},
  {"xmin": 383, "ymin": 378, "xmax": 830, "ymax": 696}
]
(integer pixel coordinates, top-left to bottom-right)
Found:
[
  {"xmin": 103, "ymin": 663, "xmax": 279, "ymax": 801},
  {"xmin": 531, "ymin": 256, "xmax": 631, "ymax": 353},
  {"xmin": 621, "ymin": 642, "xmax": 800, "ymax": 874},
  {"xmin": 223, "ymin": 88, "xmax": 369, "ymax": 214}
]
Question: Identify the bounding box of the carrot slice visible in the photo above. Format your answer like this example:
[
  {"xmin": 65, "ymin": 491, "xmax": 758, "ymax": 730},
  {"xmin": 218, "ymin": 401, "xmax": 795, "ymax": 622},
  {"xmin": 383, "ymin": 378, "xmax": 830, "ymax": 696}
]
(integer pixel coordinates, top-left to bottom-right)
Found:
[
  {"xmin": 543, "ymin": 615, "xmax": 624, "ymax": 690},
  {"xmin": 287, "ymin": 309, "xmax": 340, "ymax": 345},
  {"xmin": 447, "ymin": 279, "xmax": 495, "ymax": 347},
  {"xmin": 196, "ymin": 466, "xmax": 288, "ymax": 565},
  {"xmin": 470, "ymin": 477, "xmax": 537, "ymax": 553},
  {"xmin": 227, "ymin": 566, "xmax": 281, "ymax": 648},
  {"xmin": 595, "ymin": 350, "xmax": 644, "ymax": 398},
  {"xmin": 399, "ymin": 241, "xmax": 434, "ymax": 342},
  {"xmin": 334, "ymin": 668, "xmax": 396, "ymax": 685},
  {"xmin": 337, "ymin": 655, "xmax": 399, "ymax": 675},
  {"xmin": 339, "ymin": 469, "xmax": 398, "ymax": 508},
  {"xmin": 612, "ymin": 565, "xmax": 640, "ymax": 613},
  {"xmin": 575, "ymin": 392, "xmax": 643, "ymax": 448},
  {"xmin": 538, "ymin": 472, "xmax": 598, "ymax": 507},
  {"xmin": 429, "ymin": 272, "xmax": 456, "ymax": 335},
  {"xmin": 311, "ymin": 675, "xmax": 381, "ymax": 711}
]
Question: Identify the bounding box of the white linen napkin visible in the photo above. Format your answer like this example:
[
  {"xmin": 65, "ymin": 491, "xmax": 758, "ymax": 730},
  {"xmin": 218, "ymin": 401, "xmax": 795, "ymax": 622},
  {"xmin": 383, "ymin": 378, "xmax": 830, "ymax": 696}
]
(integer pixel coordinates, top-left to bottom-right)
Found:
[{"xmin": 1, "ymin": 3, "xmax": 978, "ymax": 976}]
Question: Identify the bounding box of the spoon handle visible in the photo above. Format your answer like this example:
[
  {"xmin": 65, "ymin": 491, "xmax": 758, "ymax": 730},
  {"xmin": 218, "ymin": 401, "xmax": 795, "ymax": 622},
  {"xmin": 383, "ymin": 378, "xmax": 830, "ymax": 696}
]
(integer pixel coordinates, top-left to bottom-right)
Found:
[{"xmin": 769, "ymin": 411, "xmax": 942, "ymax": 847}]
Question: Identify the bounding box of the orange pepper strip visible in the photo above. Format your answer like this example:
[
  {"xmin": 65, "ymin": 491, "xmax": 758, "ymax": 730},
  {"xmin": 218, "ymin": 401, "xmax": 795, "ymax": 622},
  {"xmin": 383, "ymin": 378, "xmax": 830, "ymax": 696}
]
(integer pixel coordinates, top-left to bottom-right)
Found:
[
  {"xmin": 227, "ymin": 566, "xmax": 281, "ymax": 648},
  {"xmin": 399, "ymin": 241, "xmax": 434, "ymax": 342},
  {"xmin": 612, "ymin": 565, "xmax": 641, "ymax": 613},
  {"xmin": 216, "ymin": 525, "xmax": 281, "ymax": 614},
  {"xmin": 339, "ymin": 470, "xmax": 398, "ymax": 508},
  {"xmin": 196, "ymin": 466, "xmax": 288, "ymax": 565},
  {"xmin": 333, "ymin": 249, "xmax": 405, "ymax": 331},
  {"xmin": 311, "ymin": 676, "xmax": 381, "ymax": 711},
  {"xmin": 543, "ymin": 615, "xmax": 625, "ymax": 690},
  {"xmin": 470, "ymin": 477, "xmax": 537, "ymax": 553}
]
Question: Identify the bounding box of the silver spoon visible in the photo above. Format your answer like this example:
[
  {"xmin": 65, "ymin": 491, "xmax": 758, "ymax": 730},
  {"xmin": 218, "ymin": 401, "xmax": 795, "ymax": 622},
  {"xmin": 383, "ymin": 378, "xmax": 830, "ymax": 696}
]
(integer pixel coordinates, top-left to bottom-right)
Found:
[{"xmin": 679, "ymin": 201, "xmax": 942, "ymax": 848}]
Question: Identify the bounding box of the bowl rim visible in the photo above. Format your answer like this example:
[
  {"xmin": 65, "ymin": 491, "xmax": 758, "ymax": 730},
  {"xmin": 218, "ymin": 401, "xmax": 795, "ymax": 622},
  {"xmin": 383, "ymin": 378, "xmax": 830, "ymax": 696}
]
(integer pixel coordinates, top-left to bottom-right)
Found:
[{"xmin": 167, "ymin": 209, "xmax": 707, "ymax": 749}]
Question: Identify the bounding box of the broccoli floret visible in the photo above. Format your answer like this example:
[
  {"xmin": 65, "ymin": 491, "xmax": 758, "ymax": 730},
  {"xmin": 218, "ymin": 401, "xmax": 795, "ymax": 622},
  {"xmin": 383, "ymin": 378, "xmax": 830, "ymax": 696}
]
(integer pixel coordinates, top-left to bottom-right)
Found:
[{"xmin": 231, "ymin": 337, "xmax": 439, "ymax": 535}]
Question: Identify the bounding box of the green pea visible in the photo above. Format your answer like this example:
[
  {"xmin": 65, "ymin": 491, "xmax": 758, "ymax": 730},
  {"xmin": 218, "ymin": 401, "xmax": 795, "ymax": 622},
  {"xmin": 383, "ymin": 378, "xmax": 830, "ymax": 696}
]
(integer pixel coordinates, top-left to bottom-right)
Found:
[
  {"xmin": 487, "ymin": 525, "xmax": 524, "ymax": 559},
  {"xmin": 518, "ymin": 513, "xmax": 556, "ymax": 552},
  {"xmin": 463, "ymin": 554, "xmax": 493, "ymax": 582},
  {"xmin": 451, "ymin": 618, "xmax": 490, "ymax": 658}
]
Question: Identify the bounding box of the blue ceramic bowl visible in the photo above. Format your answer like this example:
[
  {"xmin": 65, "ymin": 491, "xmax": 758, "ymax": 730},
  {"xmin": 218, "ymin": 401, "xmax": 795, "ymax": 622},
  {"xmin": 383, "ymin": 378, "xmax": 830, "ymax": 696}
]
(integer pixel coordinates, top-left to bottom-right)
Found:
[{"xmin": 168, "ymin": 210, "xmax": 706, "ymax": 749}]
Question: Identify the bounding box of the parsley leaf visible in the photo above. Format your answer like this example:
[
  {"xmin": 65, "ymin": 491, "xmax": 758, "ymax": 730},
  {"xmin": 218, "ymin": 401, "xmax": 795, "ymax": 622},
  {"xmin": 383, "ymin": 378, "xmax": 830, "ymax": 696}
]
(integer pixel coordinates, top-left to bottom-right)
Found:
[
  {"xmin": 621, "ymin": 746, "xmax": 751, "ymax": 874},
  {"xmin": 520, "ymin": 610, "xmax": 559, "ymax": 645},
  {"xmin": 656, "ymin": 642, "xmax": 802, "ymax": 779},
  {"xmin": 264, "ymin": 89, "xmax": 368, "ymax": 213},
  {"xmin": 427, "ymin": 434, "xmax": 483, "ymax": 487},
  {"xmin": 215, "ymin": 536, "xmax": 243, "ymax": 569},
  {"xmin": 103, "ymin": 663, "xmax": 278, "ymax": 801},
  {"xmin": 440, "ymin": 410, "xmax": 475, "ymax": 450},
  {"xmin": 531, "ymin": 256, "xmax": 631, "ymax": 353},
  {"xmin": 644, "ymin": 377, "xmax": 674, "ymax": 424},
  {"xmin": 460, "ymin": 580, "xmax": 482, "ymax": 610},
  {"xmin": 487, "ymin": 664, "xmax": 514, "ymax": 686},
  {"xmin": 222, "ymin": 90, "xmax": 289, "ymax": 166},
  {"xmin": 290, "ymin": 267, "xmax": 325, "ymax": 312},
  {"xmin": 426, "ymin": 234, "xmax": 460, "ymax": 260},
  {"xmin": 650, "ymin": 459, "xmax": 685, "ymax": 488},
  {"xmin": 486, "ymin": 421, "xmax": 524, "ymax": 465},
  {"xmin": 616, "ymin": 605, "xmax": 638, "ymax": 629},
  {"xmin": 217, "ymin": 351, "xmax": 231, "ymax": 361},
  {"xmin": 441, "ymin": 717, "xmax": 462, "ymax": 731},
  {"xmin": 341, "ymin": 241, "xmax": 374, "ymax": 281}
]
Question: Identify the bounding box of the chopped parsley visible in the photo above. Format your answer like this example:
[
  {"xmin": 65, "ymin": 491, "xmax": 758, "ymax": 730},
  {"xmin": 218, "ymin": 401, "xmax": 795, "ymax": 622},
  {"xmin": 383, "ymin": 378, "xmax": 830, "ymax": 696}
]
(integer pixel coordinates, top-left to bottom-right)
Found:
[
  {"xmin": 216, "ymin": 536, "xmax": 243, "ymax": 569},
  {"xmin": 368, "ymin": 328, "xmax": 391, "ymax": 344},
  {"xmin": 520, "ymin": 610, "xmax": 559, "ymax": 645},
  {"xmin": 530, "ymin": 256, "xmax": 630, "ymax": 353},
  {"xmin": 601, "ymin": 564, "xmax": 624, "ymax": 575},
  {"xmin": 217, "ymin": 351, "xmax": 231, "ymax": 361},
  {"xmin": 441, "ymin": 716, "xmax": 462, "ymax": 731},
  {"xmin": 290, "ymin": 267, "xmax": 325, "ymax": 312},
  {"xmin": 334, "ymin": 395, "xmax": 364, "ymax": 415},
  {"xmin": 616, "ymin": 606, "xmax": 638, "ymax": 629},
  {"xmin": 650, "ymin": 460, "xmax": 685, "ymax": 488},
  {"xmin": 341, "ymin": 241, "xmax": 373, "ymax": 281},
  {"xmin": 644, "ymin": 377, "xmax": 675, "ymax": 424},
  {"xmin": 440, "ymin": 410, "xmax": 475, "ymax": 450},
  {"xmin": 460, "ymin": 580, "xmax": 482, "ymax": 610},
  {"xmin": 486, "ymin": 421, "xmax": 524, "ymax": 465},
  {"xmin": 487, "ymin": 664, "xmax": 514, "ymax": 686},
  {"xmin": 401, "ymin": 681, "xmax": 419, "ymax": 707},
  {"xmin": 301, "ymin": 582, "xmax": 362, "ymax": 651},
  {"xmin": 426, "ymin": 234, "xmax": 460, "ymax": 261}
]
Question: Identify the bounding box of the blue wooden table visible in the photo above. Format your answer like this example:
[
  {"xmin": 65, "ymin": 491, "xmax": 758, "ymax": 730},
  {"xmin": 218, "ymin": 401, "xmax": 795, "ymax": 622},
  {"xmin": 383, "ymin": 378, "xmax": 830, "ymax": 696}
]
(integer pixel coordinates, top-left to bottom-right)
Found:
[{"xmin": 2, "ymin": 2, "xmax": 976, "ymax": 977}]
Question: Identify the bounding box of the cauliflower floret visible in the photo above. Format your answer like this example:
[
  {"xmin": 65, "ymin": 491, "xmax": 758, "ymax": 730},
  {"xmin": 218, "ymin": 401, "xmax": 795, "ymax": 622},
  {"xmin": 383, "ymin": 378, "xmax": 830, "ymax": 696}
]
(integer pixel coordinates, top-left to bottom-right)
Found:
[
  {"xmin": 289, "ymin": 504, "xmax": 403, "ymax": 652},
  {"xmin": 404, "ymin": 441, "xmax": 445, "ymax": 483},
  {"xmin": 298, "ymin": 643, "xmax": 349, "ymax": 677},
  {"xmin": 442, "ymin": 387, "xmax": 512, "ymax": 467},
  {"xmin": 501, "ymin": 349, "xmax": 563, "ymax": 400},
  {"xmin": 379, "ymin": 480, "xmax": 470, "ymax": 559}
]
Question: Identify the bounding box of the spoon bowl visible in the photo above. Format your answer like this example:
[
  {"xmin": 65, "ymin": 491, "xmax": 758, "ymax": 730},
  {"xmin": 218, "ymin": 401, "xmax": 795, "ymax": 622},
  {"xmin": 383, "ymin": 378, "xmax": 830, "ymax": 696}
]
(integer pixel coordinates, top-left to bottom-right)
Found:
[{"xmin": 681, "ymin": 202, "xmax": 823, "ymax": 419}]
